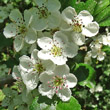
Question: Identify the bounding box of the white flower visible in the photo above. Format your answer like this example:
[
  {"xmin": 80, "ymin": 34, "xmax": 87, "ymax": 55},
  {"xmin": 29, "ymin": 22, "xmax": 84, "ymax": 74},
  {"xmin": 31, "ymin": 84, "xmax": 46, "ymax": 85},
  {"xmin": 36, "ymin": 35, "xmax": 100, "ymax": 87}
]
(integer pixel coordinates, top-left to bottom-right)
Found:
[
  {"xmin": 89, "ymin": 35, "xmax": 106, "ymax": 61},
  {"xmin": 31, "ymin": 0, "xmax": 61, "ymax": 31},
  {"xmin": 37, "ymin": 31, "xmax": 78, "ymax": 65},
  {"xmin": 38, "ymin": 64, "xmax": 77, "ymax": 101},
  {"xmin": 61, "ymin": 6, "xmax": 99, "ymax": 45},
  {"xmin": 102, "ymin": 33, "xmax": 110, "ymax": 46},
  {"xmin": 3, "ymin": 8, "xmax": 37, "ymax": 52},
  {"xmin": 19, "ymin": 49, "xmax": 55, "ymax": 91}
]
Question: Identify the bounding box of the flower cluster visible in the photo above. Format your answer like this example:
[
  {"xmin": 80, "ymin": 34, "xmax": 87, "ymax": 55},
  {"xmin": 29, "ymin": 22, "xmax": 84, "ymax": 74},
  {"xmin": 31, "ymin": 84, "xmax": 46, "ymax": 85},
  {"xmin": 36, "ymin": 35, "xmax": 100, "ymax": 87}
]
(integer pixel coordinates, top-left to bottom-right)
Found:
[
  {"xmin": 4, "ymin": 0, "xmax": 101, "ymax": 102},
  {"xmin": 85, "ymin": 29, "xmax": 110, "ymax": 64}
]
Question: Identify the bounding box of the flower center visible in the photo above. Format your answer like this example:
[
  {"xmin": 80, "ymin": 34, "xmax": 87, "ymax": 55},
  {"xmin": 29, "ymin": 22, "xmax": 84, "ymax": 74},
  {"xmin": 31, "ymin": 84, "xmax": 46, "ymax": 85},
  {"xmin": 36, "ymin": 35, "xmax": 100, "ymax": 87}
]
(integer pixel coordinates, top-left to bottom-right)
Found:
[
  {"xmin": 54, "ymin": 76, "xmax": 64, "ymax": 87},
  {"xmin": 72, "ymin": 18, "xmax": 82, "ymax": 33},
  {"xmin": 73, "ymin": 23, "xmax": 82, "ymax": 32},
  {"xmin": 33, "ymin": 63, "xmax": 44, "ymax": 74},
  {"xmin": 51, "ymin": 45, "xmax": 62, "ymax": 57},
  {"xmin": 19, "ymin": 25, "xmax": 27, "ymax": 34},
  {"xmin": 37, "ymin": 5, "xmax": 50, "ymax": 19}
]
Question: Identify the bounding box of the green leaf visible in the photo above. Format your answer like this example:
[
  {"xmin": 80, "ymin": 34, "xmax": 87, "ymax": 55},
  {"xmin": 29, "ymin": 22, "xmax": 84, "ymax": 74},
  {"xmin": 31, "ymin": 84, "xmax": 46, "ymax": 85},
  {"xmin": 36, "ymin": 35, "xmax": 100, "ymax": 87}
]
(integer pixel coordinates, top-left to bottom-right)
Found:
[
  {"xmin": 85, "ymin": 0, "xmax": 97, "ymax": 14},
  {"xmin": 74, "ymin": 63, "xmax": 96, "ymax": 88},
  {"xmin": 0, "ymin": 33, "xmax": 13, "ymax": 50},
  {"xmin": 29, "ymin": 97, "xmax": 40, "ymax": 110},
  {"xmin": 95, "ymin": 6, "xmax": 110, "ymax": 22},
  {"xmin": 93, "ymin": 0, "xmax": 109, "ymax": 16},
  {"xmin": 29, "ymin": 96, "xmax": 56, "ymax": 110},
  {"xmin": 102, "ymin": 45, "xmax": 110, "ymax": 51},
  {"xmin": 0, "ymin": 90, "xmax": 5, "ymax": 101},
  {"xmin": 70, "ymin": 0, "xmax": 97, "ymax": 14},
  {"xmin": 99, "ymin": 17, "xmax": 110, "ymax": 26},
  {"xmin": 56, "ymin": 96, "xmax": 81, "ymax": 110},
  {"xmin": 71, "ymin": 2, "xmax": 85, "ymax": 13}
]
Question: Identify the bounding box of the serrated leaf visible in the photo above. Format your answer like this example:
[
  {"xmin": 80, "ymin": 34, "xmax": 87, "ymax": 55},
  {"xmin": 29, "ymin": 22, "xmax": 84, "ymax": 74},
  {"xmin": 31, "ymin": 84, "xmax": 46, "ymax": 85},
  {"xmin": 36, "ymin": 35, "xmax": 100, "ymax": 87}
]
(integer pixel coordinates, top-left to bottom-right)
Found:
[
  {"xmin": 99, "ymin": 17, "xmax": 110, "ymax": 26},
  {"xmin": 74, "ymin": 63, "xmax": 96, "ymax": 88},
  {"xmin": 95, "ymin": 6, "xmax": 110, "ymax": 22},
  {"xmin": 85, "ymin": 0, "xmax": 97, "ymax": 14},
  {"xmin": 56, "ymin": 96, "xmax": 81, "ymax": 110},
  {"xmin": 94, "ymin": 0, "xmax": 109, "ymax": 16}
]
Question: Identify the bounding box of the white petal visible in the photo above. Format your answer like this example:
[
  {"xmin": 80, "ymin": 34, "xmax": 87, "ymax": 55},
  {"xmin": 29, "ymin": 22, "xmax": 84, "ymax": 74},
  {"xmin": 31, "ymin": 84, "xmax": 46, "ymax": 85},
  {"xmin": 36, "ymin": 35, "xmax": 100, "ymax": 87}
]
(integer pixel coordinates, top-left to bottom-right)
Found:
[
  {"xmin": 91, "ymin": 48, "xmax": 98, "ymax": 58},
  {"xmin": 72, "ymin": 32, "xmax": 85, "ymax": 46},
  {"xmin": 19, "ymin": 55, "xmax": 33, "ymax": 72},
  {"xmin": 48, "ymin": 11, "xmax": 61, "ymax": 29},
  {"xmin": 31, "ymin": 15, "xmax": 47, "ymax": 31},
  {"xmin": 9, "ymin": 9, "xmax": 23, "ymax": 26},
  {"xmin": 97, "ymin": 51, "xmax": 106, "ymax": 61},
  {"xmin": 82, "ymin": 22, "xmax": 99, "ymax": 37},
  {"xmin": 12, "ymin": 66, "xmax": 21, "ymax": 81},
  {"xmin": 50, "ymin": 56, "xmax": 67, "ymax": 65},
  {"xmin": 38, "ymin": 50, "xmax": 51, "ymax": 60},
  {"xmin": 37, "ymin": 37, "xmax": 53, "ymax": 50},
  {"xmin": 53, "ymin": 31, "xmax": 68, "ymax": 47},
  {"xmin": 39, "ymin": 71, "xmax": 54, "ymax": 83},
  {"xmin": 38, "ymin": 84, "xmax": 55, "ymax": 99},
  {"xmin": 62, "ymin": 6, "xmax": 77, "ymax": 24},
  {"xmin": 21, "ymin": 72, "xmax": 39, "ymax": 91},
  {"xmin": 41, "ymin": 60, "xmax": 55, "ymax": 71},
  {"xmin": 14, "ymin": 35, "xmax": 24, "ymax": 52},
  {"xmin": 60, "ymin": 19, "xmax": 73, "ymax": 31},
  {"xmin": 78, "ymin": 10, "xmax": 93, "ymax": 25},
  {"xmin": 3, "ymin": 23, "xmax": 17, "ymax": 38},
  {"xmin": 29, "ymin": 43, "xmax": 37, "ymax": 54},
  {"xmin": 34, "ymin": 0, "xmax": 45, "ymax": 7},
  {"xmin": 65, "ymin": 74, "xmax": 77, "ymax": 88},
  {"xmin": 25, "ymin": 28, "xmax": 37, "ymax": 44},
  {"xmin": 63, "ymin": 42, "xmax": 78, "ymax": 58},
  {"xmin": 46, "ymin": 0, "xmax": 61, "ymax": 11},
  {"xmin": 24, "ymin": 8, "xmax": 36, "ymax": 27},
  {"xmin": 31, "ymin": 49, "xmax": 39, "ymax": 63},
  {"xmin": 56, "ymin": 87, "xmax": 71, "ymax": 102},
  {"xmin": 54, "ymin": 64, "xmax": 70, "ymax": 76}
]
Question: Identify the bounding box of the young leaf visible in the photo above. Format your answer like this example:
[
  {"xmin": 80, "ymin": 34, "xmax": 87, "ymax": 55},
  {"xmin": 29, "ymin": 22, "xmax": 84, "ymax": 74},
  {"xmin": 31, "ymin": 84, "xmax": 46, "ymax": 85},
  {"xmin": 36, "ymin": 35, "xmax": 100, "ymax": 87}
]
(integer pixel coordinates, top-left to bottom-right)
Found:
[{"xmin": 56, "ymin": 96, "xmax": 81, "ymax": 110}]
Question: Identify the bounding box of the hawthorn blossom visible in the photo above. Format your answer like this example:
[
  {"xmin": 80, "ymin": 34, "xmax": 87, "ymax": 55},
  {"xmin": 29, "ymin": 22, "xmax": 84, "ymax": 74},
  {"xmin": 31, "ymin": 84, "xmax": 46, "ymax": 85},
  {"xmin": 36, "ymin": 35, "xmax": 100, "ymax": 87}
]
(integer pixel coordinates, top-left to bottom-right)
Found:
[
  {"xmin": 19, "ymin": 49, "xmax": 55, "ymax": 91},
  {"xmin": 3, "ymin": 8, "xmax": 37, "ymax": 52},
  {"xmin": 38, "ymin": 64, "xmax": 77, "ymax": 101},
  {"xmin": 31, "ymin": 0, "xmax": 61, "ymax": 31},
  {"xmin": 61, "ymin": 6, "xmax": 99, "ymax": 45},
  {"xmin": 102, "ymin": 33, "xmax": 110, "ymax": 46},
  {"xmin": 37, "ymin": 31, "xmax": 78, "ymax": 65}
]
